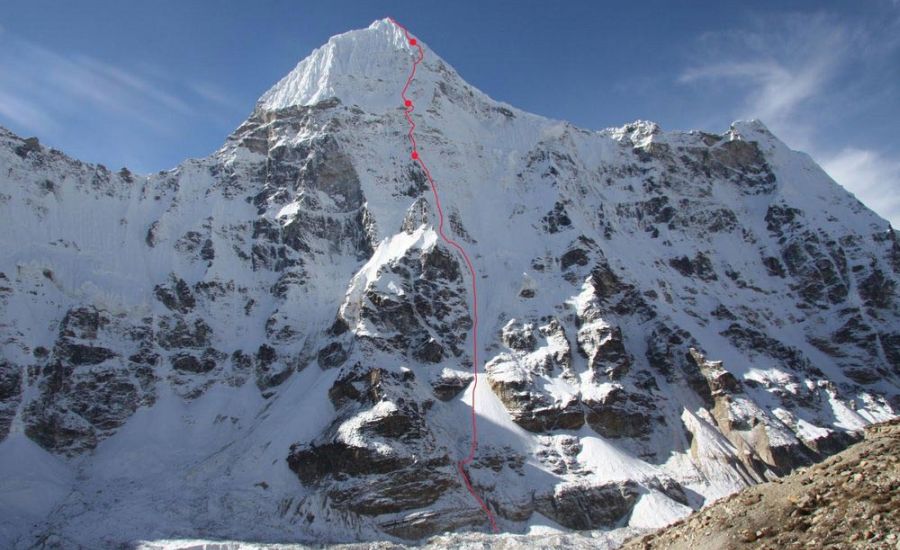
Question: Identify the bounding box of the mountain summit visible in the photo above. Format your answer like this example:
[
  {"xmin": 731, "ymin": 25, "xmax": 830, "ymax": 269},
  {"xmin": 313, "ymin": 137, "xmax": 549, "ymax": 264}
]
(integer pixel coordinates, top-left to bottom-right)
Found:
[
  {"xmin": 260, "ymin": 18, "xmax": 423, "ymax": 112},
  {"xmin": 0, "ymin": 19, "xmax": 897, "ymax": 548}
]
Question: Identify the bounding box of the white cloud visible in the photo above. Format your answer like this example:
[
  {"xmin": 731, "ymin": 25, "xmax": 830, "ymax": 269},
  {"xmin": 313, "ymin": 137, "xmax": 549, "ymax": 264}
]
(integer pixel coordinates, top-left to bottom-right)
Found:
[
  {"xmin": 823, "ymin": 148, "xmax": 900, "ymax": 227},
  {"xmin": 677, "ymin": 12, "xmax": 900, "ymax": 225},
  {"xmin": 0, "ymin": 31, "xmax": 236, "ymax": 147},
  {"xmin": 71, "ymin": 54, "xmax": 192, "ymax": 115},
  {"xmin": 678, "ymin": 14, "xmax": 855, "ymax": 151},
  {"xmin": 679, "ymin": 59, "xmax": 825, "ymax": 139},
  {"xmin": 0, "ymin": 35, "xmax": 190, "ymax": 135},
  {"xmin": 0, "ymin": 89, "xmax": 59, "ymax": 136},
  {"xmin": 187, "ymin": 80, "xmax": 237, "ymax": 109}
]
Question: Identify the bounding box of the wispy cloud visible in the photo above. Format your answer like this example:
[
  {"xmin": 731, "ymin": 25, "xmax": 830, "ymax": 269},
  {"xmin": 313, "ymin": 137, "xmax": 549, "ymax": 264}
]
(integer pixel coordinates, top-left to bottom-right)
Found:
[
  {"xmin": 187, "ymin": 80, "xmax": 238, "ymax": 109},
  {"xmin": 677, "ymin": 14, "xmax": 856, "ymax": 150},
  {"xmin": 0, "ymin": 31, "xmax": 241, "ymax": 171},
  {"xmin": 677, "ymin": 12, "xmax": 900, "ymax": 226},
  {"xmin": 0, "ymin": 89, "xmax": 59, "ymax": 136},
  {"xmin": 0, "ymin": 34, "xmax": 190, "ymax": 134},
  {"xmin": 679, "ymin": 60, "xmax": 824, "ymax": 146},
  {"xmin": 72, "ymin": 54, "xmax": 193, "ymax": 115}
]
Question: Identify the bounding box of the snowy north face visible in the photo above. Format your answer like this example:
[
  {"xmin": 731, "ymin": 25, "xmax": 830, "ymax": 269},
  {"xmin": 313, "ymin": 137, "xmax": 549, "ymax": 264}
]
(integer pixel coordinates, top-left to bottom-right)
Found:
[{"xmin": 0, "ymin": 18, "xmax": 898, "ymax": 548}]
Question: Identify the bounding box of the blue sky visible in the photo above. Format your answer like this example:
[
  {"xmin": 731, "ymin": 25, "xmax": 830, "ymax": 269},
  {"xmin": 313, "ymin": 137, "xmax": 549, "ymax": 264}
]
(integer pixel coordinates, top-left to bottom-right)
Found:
[{"xmin": 1, "ymin": 1, "xmax": 898, "ymax": 225}]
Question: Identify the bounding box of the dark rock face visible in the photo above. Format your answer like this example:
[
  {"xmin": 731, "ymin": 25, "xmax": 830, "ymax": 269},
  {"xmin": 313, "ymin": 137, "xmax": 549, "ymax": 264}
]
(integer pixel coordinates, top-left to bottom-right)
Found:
[
  {"xmin": 56, "ymin": 342, "xmax": 117, "ymax": 366},
  {"xmin": 844, "ymin": 367, "xmax": 880, "ymax": 385},
  {"xmin": 502, "ymin": 321, "xmax": 538, "ymax": 352},
  {"xmin": 171, "ymin": 353, "xmax": 215, "ymax": 374},
  {"xmin": 24, "ymin": 360, "xmax": 153, "ymax": 453},
  {"xmin": 535, "ymin": 435, "xmax": 583, "ymax": 475},
  {"xmin": 15, "ymin": 136, "xmax": 41, "ymax": 158},
  {"xmin": 590, "ymin": 261, "xmax": 625, "ymax": 300},
  {"xmin": 645, "ymin": 324, "xmax": 710, "ymax": 402},
  {"xmin": 157, "ymin": 318, "xmax": 211, "ymax": 350},
  {"xmin": 317, "ymin": 341, "xmax": 347, "ymax": 368},
  {"xmin": 763, "ymin": 255, "xmax": 787, "ymax": 277},
  {"xmin": 288, "ymin": 362, "xmax": 470, "ymax": 539},
  {"xmin": 303, "ymin": 451, "xmax": 455, "ymax": 516},
  {"xmin": 588, "ymin": 260, "xmax": 655, "ymax": 321},
  {"xmin": 288, "ymin": 440, "xmax": 417, "ymax": 483},
  {"xmin": 535, "ymin": 481, "xmax": 640, "ymax": 530},
  {"xmin": 489, "ymin": 376, "xmax": 585, "ymax": 432},
  {"xmin": 60, "ymin": 306, "xmax": 107, "ymax": 340},
  {"xmin": 880, "ymin": 333, "xmax": 900, "ymax": 373},
  {"xmin": 699, "ymin": 138, "xmax": 776, "ymax": 194},
  {"xmin": 584, "ymin": 386, "xmax": 660, "ymax": 439},
  {"xmin": 560, "ymin": 248, "xmax": 590, "ymax": 270},
  {"xmin": 327, "ymin": 365, "xmax": 395, "ymax": 408},
  {"xmin": 413, "ymin": 338, "xmax": 444, "ymax": 363},
  {"xmin": 858, "ymin": 266, "xmax": 894, "ymax": 310},
  {"xmin": 488, "ymin": 318, "xmax": 583, "ymax": 432},
  {"xmin": 15, "ymin": 305, "xmax": 157, "ymax": 454},
  {"xmin": 772, "ymin": 224, "xmax": 852, "ymax": 308},
  {"xmin": 154, "ymin": 277, "xmax": 196, "ymax": 313},
  {"xmin": 401, "ymin": 197, "xmax": 429, "ymax": 233},
  {"xmin": 668, "ymin": 252, "xmax": 718, "ymax": 281},
  {"xmin": 269, "ymin": 135, "xmax": 374, "ymax": 261},
  {"xmin": 578, "ymin": 324, "xmax": 631, "ymax": 381},
  {"xmin": 430, "ymin": 371, "xmax": 472, "ymax": 401},
  {"xmin": 542, "ymin": 201, "xmax": 572, "ymax": 233},
  {"xmin": 0, "ymin": 362, "xmax": 21, "ymax": 441},
  {"xmin": 261, "ymin": 354, "xmax": 290, "ymax": 386},
  {"xmin": 340, "ymin": 241, "xmax": 472, "ymax": 361},
  {"xmin": 720, "ymin": 323, "xmax": 810, "ymax": 374}
]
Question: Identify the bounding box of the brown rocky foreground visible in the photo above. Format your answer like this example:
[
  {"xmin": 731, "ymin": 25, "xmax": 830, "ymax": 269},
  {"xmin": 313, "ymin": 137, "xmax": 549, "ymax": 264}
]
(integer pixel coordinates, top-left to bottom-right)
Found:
[{"xmin": 623, "ymin": 418, "xmax": 900, "ymax": 550}]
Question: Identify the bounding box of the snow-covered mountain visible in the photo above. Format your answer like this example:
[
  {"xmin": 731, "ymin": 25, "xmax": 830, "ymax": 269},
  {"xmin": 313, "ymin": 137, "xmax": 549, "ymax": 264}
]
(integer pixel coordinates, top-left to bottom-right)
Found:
[{"xmin": 1, "ymin": 18, "xmax": 897, "ymax": 548}]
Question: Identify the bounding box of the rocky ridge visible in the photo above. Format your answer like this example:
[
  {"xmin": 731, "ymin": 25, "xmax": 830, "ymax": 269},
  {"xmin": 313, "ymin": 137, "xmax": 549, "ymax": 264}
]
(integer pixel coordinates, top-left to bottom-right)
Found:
[{"xmin": 622, "ymin": 418, "xmax": 900, "ymax": 549}]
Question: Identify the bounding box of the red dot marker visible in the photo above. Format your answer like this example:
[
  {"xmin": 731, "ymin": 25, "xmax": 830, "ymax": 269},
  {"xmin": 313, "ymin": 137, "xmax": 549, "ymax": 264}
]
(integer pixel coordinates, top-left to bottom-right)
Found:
[
  {"xmin": 405, "ymin": 99, "xmax": 412, "ymax": 107},
  {"xmin": 387, "ymin": 17, "xmax": 498, "ymax": 535}
]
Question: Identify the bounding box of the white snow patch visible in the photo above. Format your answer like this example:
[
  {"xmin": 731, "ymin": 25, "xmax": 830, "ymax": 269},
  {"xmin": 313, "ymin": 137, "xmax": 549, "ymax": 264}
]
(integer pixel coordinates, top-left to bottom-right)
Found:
[
  {"xmin": 0, "ymin": 435, "xmax": 73, "ymax": 546},
  {"xmin": 628, "ymin": 490, "xmax": 693, "ymax": 529}
]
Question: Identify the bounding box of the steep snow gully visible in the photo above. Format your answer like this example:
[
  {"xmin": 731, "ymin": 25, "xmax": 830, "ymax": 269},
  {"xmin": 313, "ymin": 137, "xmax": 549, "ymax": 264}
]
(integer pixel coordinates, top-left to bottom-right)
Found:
[{"xmin": 389, "ymin": 17, "xmax": 499, "ymax": 533}]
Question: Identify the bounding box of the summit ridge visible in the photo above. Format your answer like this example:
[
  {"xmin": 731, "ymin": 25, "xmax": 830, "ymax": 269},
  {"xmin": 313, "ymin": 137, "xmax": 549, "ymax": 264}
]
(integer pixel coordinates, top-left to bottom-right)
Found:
[{"xmin": 259, "ymin": 18, "xmax": 418, "ymax": 112}]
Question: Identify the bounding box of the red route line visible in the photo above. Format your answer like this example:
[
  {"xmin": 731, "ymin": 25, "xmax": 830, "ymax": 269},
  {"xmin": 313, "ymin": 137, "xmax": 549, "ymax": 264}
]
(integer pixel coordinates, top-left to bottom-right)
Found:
[{"xmin": 387, "ymin": 17, "xmax": 499, "ymax": 534}]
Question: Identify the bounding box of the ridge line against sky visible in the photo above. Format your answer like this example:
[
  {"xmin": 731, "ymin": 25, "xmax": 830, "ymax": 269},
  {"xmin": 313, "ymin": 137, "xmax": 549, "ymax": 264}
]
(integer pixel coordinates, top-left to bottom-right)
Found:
[{"xmin": 0, "ymin": 1, "xmax": 898, "ymax": 226}]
